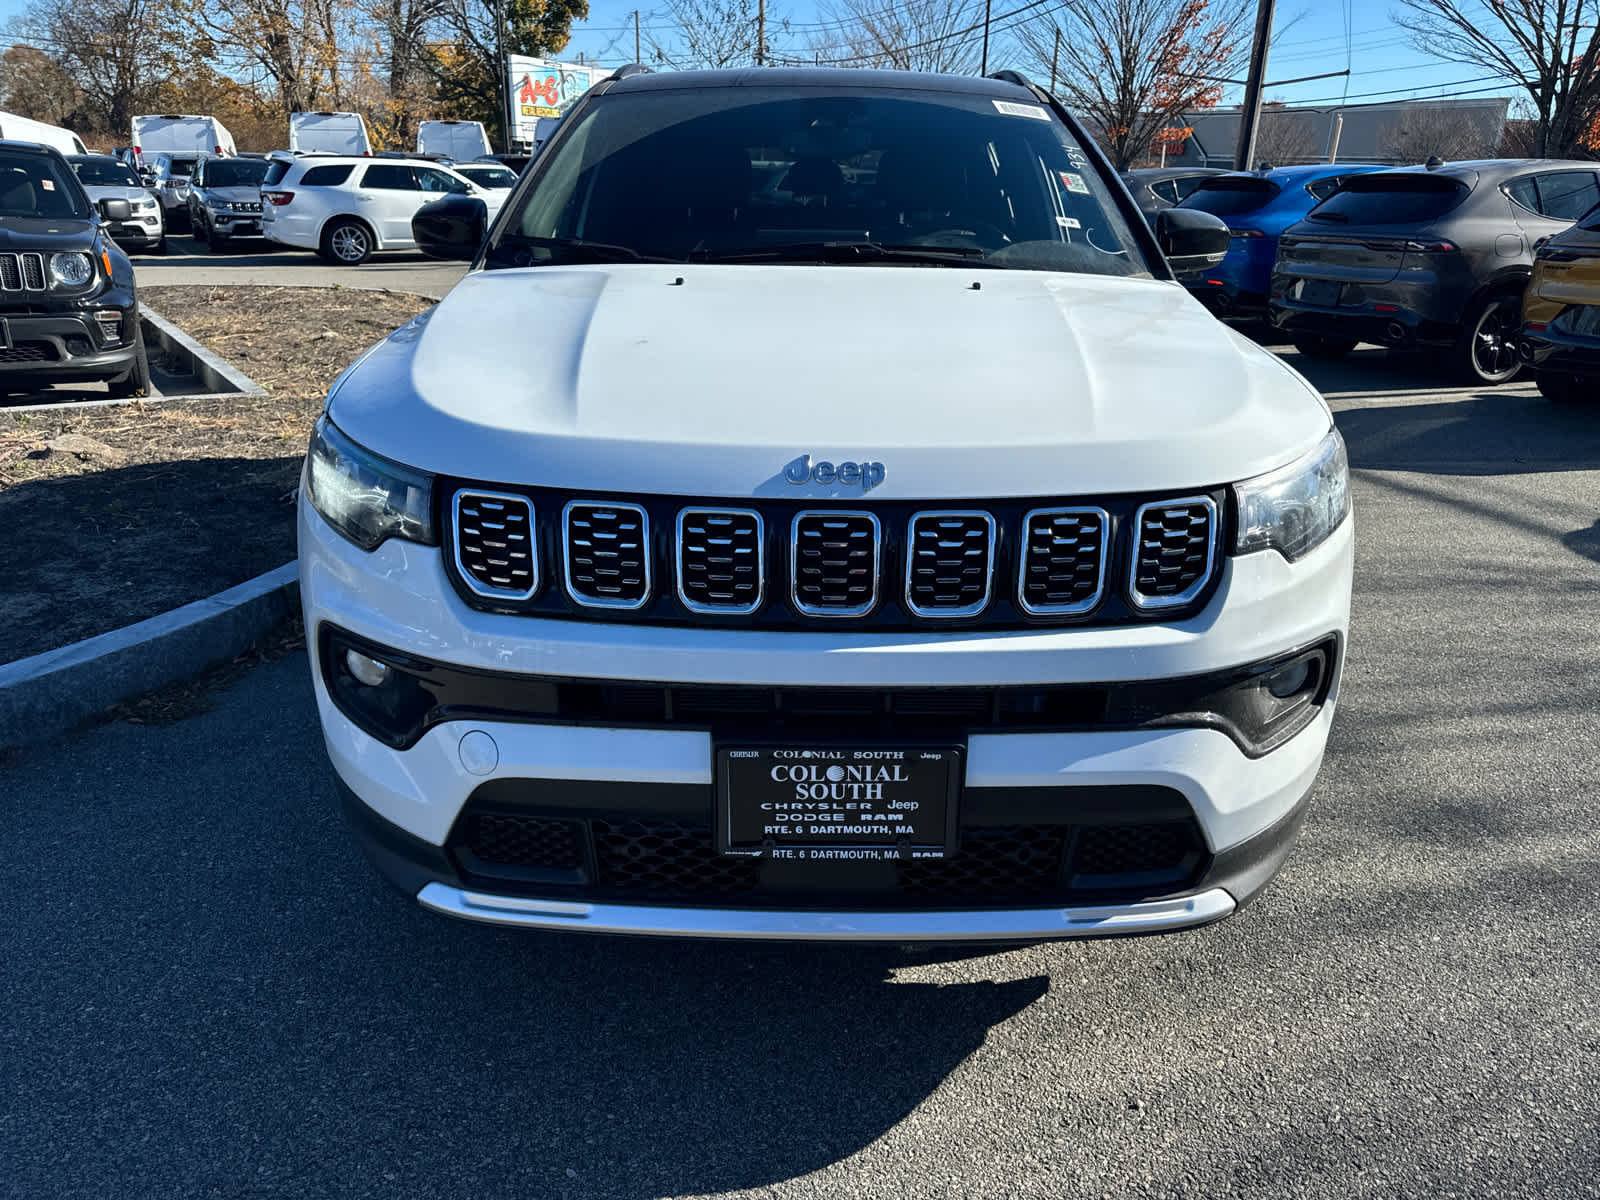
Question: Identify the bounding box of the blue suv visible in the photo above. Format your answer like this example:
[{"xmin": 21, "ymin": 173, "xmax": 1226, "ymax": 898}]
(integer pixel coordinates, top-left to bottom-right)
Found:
[{"xmin": 1178, "ymin": 164, "xmax": 1386, "ymax": 321}]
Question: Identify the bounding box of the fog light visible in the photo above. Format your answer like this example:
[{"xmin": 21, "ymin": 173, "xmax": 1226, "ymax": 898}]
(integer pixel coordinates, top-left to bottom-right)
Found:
[
  {"xmin": 1265, "ymin": 658, "xmax": 1313, "ymax": 699},
  {"xmin": 345, "ymin": 650, "xmax": 391, "ymax": 687}
]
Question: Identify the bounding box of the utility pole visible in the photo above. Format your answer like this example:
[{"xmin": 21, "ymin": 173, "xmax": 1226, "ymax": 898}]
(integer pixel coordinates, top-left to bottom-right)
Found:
[
  {"xmin": 1232, "ymin": 0, "xmax": 1276, "ymax": 170},
  {"xmin": 980, "ymin": 0, "xmax": 992, "ymax": 73},
  {"xmin": 634, "ymin": 10, "xmax": 641, "ymax": 62},
  {"xmin": 495, "ymin": 0, "xmax": 514, "ymax": 153},
  {"xmin": 1049, "ymin": 27, "xmax": 1060, "ymax": 95},
  {"xmin": 756, "ymin": 0, "xmax": 766, "ymax": 65}
]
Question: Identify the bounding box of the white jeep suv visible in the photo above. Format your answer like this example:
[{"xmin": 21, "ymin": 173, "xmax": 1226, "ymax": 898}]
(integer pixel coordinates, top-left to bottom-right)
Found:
[
  {"xmin": 261, "ymin": 155, "xmax": 505, "ymax": 264},
  {"xmin": 299, "ymin": 67, "xmax": 1353, "ymax": 942}
]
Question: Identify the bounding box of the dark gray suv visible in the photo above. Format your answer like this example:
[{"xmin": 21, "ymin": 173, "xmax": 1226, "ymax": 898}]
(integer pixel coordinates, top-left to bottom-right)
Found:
[{"xmin": 1269, "ymin": 159, "xmax": 1600, "ymax": 384}]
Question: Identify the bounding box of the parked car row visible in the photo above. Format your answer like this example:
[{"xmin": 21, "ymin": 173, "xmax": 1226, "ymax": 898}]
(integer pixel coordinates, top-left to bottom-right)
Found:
[{"xmin": 1126, "ymin": 158, "xmax": 1600, "ymax": 390}]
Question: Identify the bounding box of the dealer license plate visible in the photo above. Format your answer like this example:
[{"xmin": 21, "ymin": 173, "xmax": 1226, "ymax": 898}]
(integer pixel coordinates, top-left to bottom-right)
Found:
[
  {"xmin": 716, "ymin": 745, "xmax": 960, "ymax": 861},
  {"xmin": 1299, "ymin": 279, "xmax": 1341, "ymax": 307}
]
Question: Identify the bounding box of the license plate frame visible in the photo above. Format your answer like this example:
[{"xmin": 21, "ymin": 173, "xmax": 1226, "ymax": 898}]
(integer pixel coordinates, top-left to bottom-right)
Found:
[
  {"xmin": 1300, "ymin": 279, "xmax": 1341, "ymax": 308},
  {"xmin": 715, "ymin": 744, "xmax": 962, "ymax": 861}
]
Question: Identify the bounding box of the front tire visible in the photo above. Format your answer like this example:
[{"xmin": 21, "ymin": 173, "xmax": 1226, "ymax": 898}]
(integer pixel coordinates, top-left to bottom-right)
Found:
[
  {"xmin": 1291, "ymin": 335, "xmax": 1358, "ymax": 360},
  {"xmin": 105, "ymin": 328, "xmax": 151, "ymax": 399},
  {"xmin": 1452, "ymin": 293, "xmax": 1524, "ymax": 385},
  {"xmin": 321, "ymin": 218, "xmax": 374, "ymax": 265}
]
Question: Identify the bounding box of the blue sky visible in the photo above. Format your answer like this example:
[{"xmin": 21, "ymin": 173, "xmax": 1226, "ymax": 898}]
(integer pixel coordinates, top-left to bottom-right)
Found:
[{"xmin": 0, "ymin": 0, "xmax": 1515, "ymax": 112}]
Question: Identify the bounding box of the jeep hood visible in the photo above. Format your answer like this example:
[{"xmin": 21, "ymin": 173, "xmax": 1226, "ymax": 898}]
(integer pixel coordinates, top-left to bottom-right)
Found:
[{"xmin": 328, "ymin": 264, "xmax": 1331, "ymax": 499}]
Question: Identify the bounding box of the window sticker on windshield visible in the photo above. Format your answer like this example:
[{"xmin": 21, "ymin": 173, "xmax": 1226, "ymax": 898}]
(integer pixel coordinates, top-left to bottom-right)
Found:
[
  {"xmin": 1059, "ymin": 171, "xmax": 1090, "ymax": 195},
  {"xmin": 1066, "ymin": 147, "xmax": 1090, "ymax": 166},
  {"xmin": 1057, "ymin": 216, "xmax": 1081, "ymax": 229},
  {"xmin": 40, "ymin": 179, "xmax": 55, "ymax": 191},
  {"xmin": 993, "ymin": 100, "xmax": 1051, "ymax": 121}
]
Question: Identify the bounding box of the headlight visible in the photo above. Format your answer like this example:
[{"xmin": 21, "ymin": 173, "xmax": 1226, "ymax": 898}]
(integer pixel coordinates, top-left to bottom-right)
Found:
[
  {"xmin": 305, "ymin": 416, "xmax": 436, "ymax": 551},
  {"xmin": 134, "ymin": 196, "xmax": 157, "ymax": 211},
  {"xmin": 49, "ymin": 252, "xmax": 94, "ymax": 287},
  {"xmin": 1232, "ymin": 427, "xmax": 1349, "ymax": 561}
]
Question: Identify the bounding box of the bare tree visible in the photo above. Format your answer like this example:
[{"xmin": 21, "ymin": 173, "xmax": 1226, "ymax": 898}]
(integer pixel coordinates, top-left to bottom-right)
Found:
[
  {"xmin": 0, "ymin": 44, "xmax": 82, "ymax": 125},
  {"xmin": 1397, "ymin": 0, "xmax": 1600, "ymax": 158},
  {"xmin": 1251, "ymin": 106, "xmax": 1320, "ymax": 166},
  {"xmin": 1379, "ymin": 102, "xmax": 1502, "ymax": 163},
  {"xmin": 9, "ymin": 0, "xmax": 188, "ymax": 133},
  {"xmin": 651, "ymin": 0, "xmax": 756, "ymax": 67},
  {"xmin": 1016, "ymin": 0, "xmax": 1253, "ymax": 170},
  {"xmin": 804, "ymin": 0, "xmax": 983, "ymax": 73}
]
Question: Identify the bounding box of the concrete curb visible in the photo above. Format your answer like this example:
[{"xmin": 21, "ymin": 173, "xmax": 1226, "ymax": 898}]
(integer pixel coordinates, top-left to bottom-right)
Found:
[
  {"xmin": 141, "ymin": 304, "xmax": 268, "ymax": 396},
  {"xmin": 0, "ymin": 562, "xmax": 299, "ymax": 753}
]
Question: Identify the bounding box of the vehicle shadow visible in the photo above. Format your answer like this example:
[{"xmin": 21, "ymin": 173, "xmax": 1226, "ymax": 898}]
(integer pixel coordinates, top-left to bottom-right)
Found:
[
  {"xmin": 1331, "ymin": 390, "xmax": 1600, "ymax": 475},
  {"xmin": 0, "ymin": 453, "xmax": 300, "ymax": 664}
]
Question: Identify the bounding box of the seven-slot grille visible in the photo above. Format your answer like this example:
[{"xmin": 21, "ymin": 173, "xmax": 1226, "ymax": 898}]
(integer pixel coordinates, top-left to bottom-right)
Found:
[
  {"xmin": 677, "ymin": 509, "xmax": 764, "ymax": 613},
  {"xmin": 0, "ymin": 252, "xmax": 46, "ymax": 292},
  {"xmin": 1130, "ymin": 498, "xmax": 1218, "ymax": 608},
  {"xmin": 453, "ymin": 491, "xmax": 537, "ymax": 599},
  {"xmin": 906, "ymin": 511, "xmax": 995, "ymax": 616},
  {"xmin": 1018, "ymin": 507, "xmax": 1108, "ymax": 615},
  {"xmin": 791, "ymin": 511, "xmax": 880, "ymax": 616},
  {"xmin": 445, "ymin": 492, "xmax": 1226, "ymax": 624},
  {"xmin": 564, "ymin": 502, "xmax": 651, "ymax": 608}
]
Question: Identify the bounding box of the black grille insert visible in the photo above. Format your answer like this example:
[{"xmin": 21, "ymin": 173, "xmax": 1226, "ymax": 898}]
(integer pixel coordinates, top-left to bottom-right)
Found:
[
  {"xmin": 0, "ymin": 341, "xmax": 55, "ymax": 364},
  {"xmin": 1132, "ymin": 499, "xmax": 1217, "ymax": 607},
  {"xmin": 1071, "ymin": 822, "xmax": 1204, "ymax": 887},
  {"xmin": 454, "ymin": 491, "xmax": 538, "ymax": 599},
  {"xmin": 906, "ymin": 511, "xmax": 995, "ymax": 616},
  {"xmin": 593, "ymin": 820, "xmax": 761, "ymax": 895},
  {"xmin": 677, "ymin": 508, "xmax": 763, "ymax": 612},
  {"xmin": 792, "ymin": 511, "xmax": 879, "ymax": 616},
  {"xmin": 1018, "ymin": 507, "xmax": 1107, "ymax": 615},
  {"xmin": 564, "ymin": 502, "xmax": 651, "ymax": 608},
  {"xmin": 0, "ymin": 252, "xmax": 46, "ymax": 292}
]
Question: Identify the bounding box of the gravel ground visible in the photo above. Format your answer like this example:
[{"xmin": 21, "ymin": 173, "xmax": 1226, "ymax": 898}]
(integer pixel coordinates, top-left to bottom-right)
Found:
[
  {"xmin": 1, "ymin": 374, "xmax": 1598, "ymax": 1199},
  {"xmin": 0, "ymin": 287, "xmax": 430, "ymax": 664}
]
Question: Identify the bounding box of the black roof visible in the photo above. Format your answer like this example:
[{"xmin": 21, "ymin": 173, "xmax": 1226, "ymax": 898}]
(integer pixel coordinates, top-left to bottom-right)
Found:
[
  {"xmin": 0, "ymin": 138, "xmax": 65, "ymax": 156},
  {"xmin": 66, "ymin": 153, "xmax": 121, "ymax": 163},
  {"xmin": 605, "ymin": 66, "xmax": 1039, "ymax": 100}
]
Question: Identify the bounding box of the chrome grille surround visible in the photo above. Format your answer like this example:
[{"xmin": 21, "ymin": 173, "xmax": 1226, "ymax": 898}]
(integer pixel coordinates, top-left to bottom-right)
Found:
[
  {"xmin": 1128, "ymin": 496, "xmax": 1219, "ymax": 610},
  {"xmin": 0, "ymin": 252, "xmax": 46, "ymax": 292},
  {"xmin": 676, "ymin": 508, "xmax": 765, "ymax": 615},
  {"xmin": 1016, "ymin": 506, "xmax": 1110, "ymax": 617},
  {"xmin": 452, "ymin": 489, "xmax": 538, "ymax": 601},
  {"xmin": 790, "ymin": 511, "xmax": 881, "ymax": 618},
  {"xmin": 563, "ymin": 500, "xmax": 652, "ymax": 610},
  {"xmin": 904, "ymin": 510, "xmax": 996, "ymax": 618}
]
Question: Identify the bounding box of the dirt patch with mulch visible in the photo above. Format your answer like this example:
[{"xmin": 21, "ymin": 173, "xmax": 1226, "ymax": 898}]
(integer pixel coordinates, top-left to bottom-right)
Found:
[{"xmin": 0, "ymin": 286, "xmax": 433, "ymax": 666}]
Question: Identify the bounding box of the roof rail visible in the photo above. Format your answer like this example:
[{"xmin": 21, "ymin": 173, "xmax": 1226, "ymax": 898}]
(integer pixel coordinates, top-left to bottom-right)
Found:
[
  {"xmin": 986, "ymin": 70, "xmax": 1033, "ymax": 88},
  {"xmin": 607, "ymin": 64, "xmax": 652, "ymax": 81}
]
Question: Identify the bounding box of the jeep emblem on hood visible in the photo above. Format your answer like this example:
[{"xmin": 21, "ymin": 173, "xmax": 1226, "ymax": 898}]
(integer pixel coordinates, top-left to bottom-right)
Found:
[{"xmin": 784, "ymin": 454, "xmax": 886, "ymax": 491}]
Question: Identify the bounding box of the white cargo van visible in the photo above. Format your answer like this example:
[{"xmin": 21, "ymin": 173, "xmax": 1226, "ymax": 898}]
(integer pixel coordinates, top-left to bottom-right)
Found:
[
  {"xmin": 131, "ymin": 114, "xmax": 236, "ymax": 164},
  {"xmin": 0, "ymin": 111, "xmax": 88, "ymax": 155},
  {"xmin": 416, "ymin": 120, "xmax": 491, "ymax": 161},
  {"xmin": 290, "ymin": 112, "xmax": 372, "ymax": 156}
]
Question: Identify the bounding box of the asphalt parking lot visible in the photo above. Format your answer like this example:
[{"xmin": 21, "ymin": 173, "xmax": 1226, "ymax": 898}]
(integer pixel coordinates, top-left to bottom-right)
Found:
[
  {"xmin": 3, "ymin": 333, "xmax": 1598, "ymax": 1197},
  {"xmin": 132, "ymin": 235, "xmax": 468, "ymax": 297}
]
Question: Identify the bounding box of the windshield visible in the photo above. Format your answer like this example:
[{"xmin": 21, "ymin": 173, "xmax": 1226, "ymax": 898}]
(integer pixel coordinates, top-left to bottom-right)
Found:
[
  {"xmin": 1306, "ymin": 173, "xmax": 1468, "ymax": 225},
  {"xmin": 493, "ymin": 87, "xmax": 1151, "ymax": 276},
  {"xmin": 460, "ymin": 165, "xmax": 517, "ymax": 188},
  {"xmin": 1178, "ymin": 177, "xmax": 1280, "ymax": 217},
  {"xmin": 0, "ymin": 149, "xmax": 92, "ymax": 218},
  {"xmin": 201, "ymin": 158, "xmax": 270, "ymax": 187},
  {"xmin": 71, "ymin": 158, "xmax": 141, "ymax": 187},
  {"xmin": 166, "ymin": 157, "xmax": 199, "ymax": 177}
]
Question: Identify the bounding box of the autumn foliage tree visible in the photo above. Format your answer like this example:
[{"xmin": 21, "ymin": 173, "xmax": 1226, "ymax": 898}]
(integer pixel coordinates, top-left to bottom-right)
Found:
[{"xmin": 1018, "ymin": 0, "xmax": 1251, "ymax": 169}]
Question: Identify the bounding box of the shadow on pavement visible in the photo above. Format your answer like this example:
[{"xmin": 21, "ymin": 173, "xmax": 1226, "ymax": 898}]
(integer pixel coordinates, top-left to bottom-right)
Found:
[
  {"xmin": 1333, "ymin": 390, "xmax": 1600, "ymax": 475},
  {"xmin": 0, "ymin": 453, "xmax": 300, "ymax": 663}
]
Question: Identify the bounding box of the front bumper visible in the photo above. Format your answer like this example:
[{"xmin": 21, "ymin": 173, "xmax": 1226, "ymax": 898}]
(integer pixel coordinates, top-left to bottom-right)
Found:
[
  {"xmin": 0, "ymin": 309, "xmax": 141, "ymax": 383},
  {"xmin": 206, "ymin": 209, "xmax": 265, "ymax": 238},
  {"xmin": 105, "ymin": 214, "xmax": 164, "ymax": 247},
  {"xmin": 301, "ymin": 495, "xmax": 1352, "ymax": 940}
]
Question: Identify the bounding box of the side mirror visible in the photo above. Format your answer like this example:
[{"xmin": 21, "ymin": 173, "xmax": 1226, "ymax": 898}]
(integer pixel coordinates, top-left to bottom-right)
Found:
[
  {"xmin": 101, "ymin": 198, "xmax": 133, "ymax": 221},
  {"xmin": 413, "ymin": 193, "xmax": 486, "ymax": 261},
  {"xmin": 1155, "ymin": 208, "xmax": 1231, "ymax": 276}
]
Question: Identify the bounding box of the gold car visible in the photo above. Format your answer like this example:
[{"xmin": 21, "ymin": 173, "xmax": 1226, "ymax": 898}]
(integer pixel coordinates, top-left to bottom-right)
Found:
[{"xmin": 1521, "ymin": 214, "xmax": 1600, "ymax": 401}]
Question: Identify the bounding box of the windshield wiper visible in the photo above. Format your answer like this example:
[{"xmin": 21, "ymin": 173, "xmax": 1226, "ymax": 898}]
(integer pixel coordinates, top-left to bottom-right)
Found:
[
  {"xmin": 494, "ymin": 235, "xmax": 680, "ymax": 264},
  {"xmin": 692, "ymin": 241, "xmax": 995, "ymax": 267}
]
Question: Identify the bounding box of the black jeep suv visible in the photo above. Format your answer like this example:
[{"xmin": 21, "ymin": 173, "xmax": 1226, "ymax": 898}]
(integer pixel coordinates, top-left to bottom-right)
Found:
[{"xmin": 1, "ymin": 139, "xmax": 149, "ymax": 398}]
